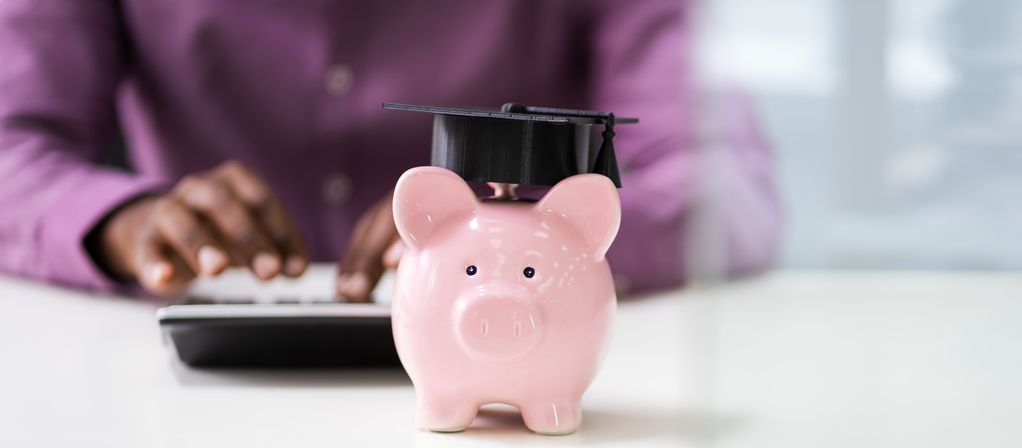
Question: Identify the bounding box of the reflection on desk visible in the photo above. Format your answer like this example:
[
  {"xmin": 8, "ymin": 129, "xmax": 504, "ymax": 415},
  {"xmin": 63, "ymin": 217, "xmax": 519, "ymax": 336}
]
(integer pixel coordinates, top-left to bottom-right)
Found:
[{"xmin": 1, "ymin": 267, "xmax": 1020, "ymax": 447}]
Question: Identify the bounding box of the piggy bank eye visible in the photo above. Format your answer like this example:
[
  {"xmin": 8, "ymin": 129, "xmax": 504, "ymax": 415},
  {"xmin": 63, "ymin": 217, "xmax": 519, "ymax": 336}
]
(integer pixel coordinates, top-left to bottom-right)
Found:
[
  {"xmin": 523, "ymin": 267, "xmax": 535, "ymax": 279},
  {"xmin": 466, "ymin": 265, "xmax": 478, "ymax": 276}
]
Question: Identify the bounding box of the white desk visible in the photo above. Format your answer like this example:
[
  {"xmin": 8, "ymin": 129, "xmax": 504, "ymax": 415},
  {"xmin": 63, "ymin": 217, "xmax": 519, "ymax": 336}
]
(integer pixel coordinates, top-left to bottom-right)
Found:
[{"xmin": 2, "ymin": 267, "xmax": 1021, "ymax": 447}]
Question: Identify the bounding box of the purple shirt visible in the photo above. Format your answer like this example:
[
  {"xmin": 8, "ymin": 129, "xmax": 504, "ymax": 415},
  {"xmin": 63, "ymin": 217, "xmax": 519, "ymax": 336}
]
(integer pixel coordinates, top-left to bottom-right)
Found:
[{"xmin": 0, "ymin": 0, "xmax": 781, "ymax": 293}]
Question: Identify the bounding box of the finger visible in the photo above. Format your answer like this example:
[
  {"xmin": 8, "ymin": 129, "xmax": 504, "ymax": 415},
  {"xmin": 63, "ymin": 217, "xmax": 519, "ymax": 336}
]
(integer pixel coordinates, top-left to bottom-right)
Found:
[
  {"xmin": 216, "ymin": 161, "xmax": 308, "ymax": 277},
  {"xmin": 214, "ymin": 160, "xmax": 272, "ymax": 207},
  {"xmin": 336, "ymin": 211, "xmax": 388, "ymax": 301},
  {"xmin": 382, "ymin": 237, "xmax": 404, "ymax": 270},
  {"xmin": 337, "ymin": 236, "xmax": 380, "ymax": 302},
  {"xmin": 337, "ymin": 195, "xmax": 396, "ymax": 302},
  {"xmin": 253, "ymin": 198, "xmax": 308, "ymax": 277},
  {"xmin": 175, "ymin": 176, "xmax": 281, "ymax": 280},
  {"xmin": 152, "ymin": 198, "xmax": 228, "ymax": 277},
  {"xmin": 337, "ymin": 232, "xmax": 376, "ymax": 302},
  {"xmin": 134, "ymin": 230, "xmax": 197, "ymax": 295}
]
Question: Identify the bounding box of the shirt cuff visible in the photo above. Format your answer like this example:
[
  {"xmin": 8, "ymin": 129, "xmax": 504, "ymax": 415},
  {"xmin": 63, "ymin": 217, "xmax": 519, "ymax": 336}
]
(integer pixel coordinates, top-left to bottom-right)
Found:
[{"xmin": 39, "ymin": 170, "xmax": 168, "ymax": 291}]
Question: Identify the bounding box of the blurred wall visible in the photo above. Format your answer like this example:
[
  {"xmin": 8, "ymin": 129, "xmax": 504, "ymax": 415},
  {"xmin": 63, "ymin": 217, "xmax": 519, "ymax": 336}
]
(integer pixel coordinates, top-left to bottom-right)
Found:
[{"xmin": 696, "ymin": 0, "xmax": 1022, "ymax": 269}]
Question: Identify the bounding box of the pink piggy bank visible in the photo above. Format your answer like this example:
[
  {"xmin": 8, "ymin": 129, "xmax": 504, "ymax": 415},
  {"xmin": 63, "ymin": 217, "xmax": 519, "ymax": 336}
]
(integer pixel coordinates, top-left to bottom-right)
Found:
[{"xmin": 391, "ymin": 166, "xmax": 621, "ymax": 435}]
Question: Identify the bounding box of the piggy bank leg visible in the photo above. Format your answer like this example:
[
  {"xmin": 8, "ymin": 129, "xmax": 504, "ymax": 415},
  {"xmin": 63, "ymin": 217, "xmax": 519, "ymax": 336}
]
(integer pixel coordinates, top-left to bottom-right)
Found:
[
  {"xmin": 520, "ymin": 398, "xmax": 582, "ymax": 435},
  {"xmin": 416, "ymin": 392, "xmax": 480, "ymax": 433}
]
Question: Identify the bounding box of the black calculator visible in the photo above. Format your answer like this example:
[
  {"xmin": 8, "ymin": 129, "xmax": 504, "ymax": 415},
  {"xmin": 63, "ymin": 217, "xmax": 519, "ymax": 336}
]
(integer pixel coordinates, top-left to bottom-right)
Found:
[{"xmin": 156, "ymin": 267, "xmax": 401, "ymax": 368}]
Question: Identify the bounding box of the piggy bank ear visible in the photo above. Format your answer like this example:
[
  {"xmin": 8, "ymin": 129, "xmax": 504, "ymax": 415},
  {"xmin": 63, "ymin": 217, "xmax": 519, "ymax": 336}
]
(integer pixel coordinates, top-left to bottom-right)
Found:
[
  {"xmin": 393, "ymin": 167, "xmax": 478, "ymax": 253},
  {"xmin": 535, "ymin": 174, "xmax": 621, "ymax": 262}
]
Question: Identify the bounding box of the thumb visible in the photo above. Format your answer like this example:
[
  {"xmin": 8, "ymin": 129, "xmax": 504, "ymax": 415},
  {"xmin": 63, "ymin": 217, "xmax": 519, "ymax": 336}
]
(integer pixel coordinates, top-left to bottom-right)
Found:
[{"xmin": 135, "ymin": 234, "xmax": 197, "ymax": 296}]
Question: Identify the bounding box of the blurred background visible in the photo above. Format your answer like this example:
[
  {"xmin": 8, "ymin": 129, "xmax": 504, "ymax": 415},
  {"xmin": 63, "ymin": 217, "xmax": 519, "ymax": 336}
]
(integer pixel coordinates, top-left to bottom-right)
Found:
[
  {"xmin": 1, "ymin": 2, "xmax": 1019, "ymax": 447},
  {"xmin": 695, "ymin": 0, "xmax": 1021, "ymax": 270}
]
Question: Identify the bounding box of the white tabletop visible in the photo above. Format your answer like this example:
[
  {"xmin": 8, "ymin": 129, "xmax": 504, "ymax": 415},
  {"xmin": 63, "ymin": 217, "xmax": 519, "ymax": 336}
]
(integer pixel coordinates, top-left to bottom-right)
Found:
[{"xmin": 2, "ymin": 267, "xmax": 1020, "ymax": 447}]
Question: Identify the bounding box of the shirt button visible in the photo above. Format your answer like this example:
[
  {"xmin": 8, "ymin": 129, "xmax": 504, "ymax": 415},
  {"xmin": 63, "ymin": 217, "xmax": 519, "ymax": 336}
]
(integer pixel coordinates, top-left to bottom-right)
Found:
[
  {"xmin": 322, "ymin": 172, "xmax": 352, "ymax": 207},
  {"xmin": 324, "ymin": 64, "xmax": 354, "ymax": 96}
]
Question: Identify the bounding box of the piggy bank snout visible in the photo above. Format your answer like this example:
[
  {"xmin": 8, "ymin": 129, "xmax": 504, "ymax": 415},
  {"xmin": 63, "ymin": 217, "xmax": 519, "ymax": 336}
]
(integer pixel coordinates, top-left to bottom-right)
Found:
[{"xmin": 456, "ymin": 296, "xmax": 542, "ymax": 362}]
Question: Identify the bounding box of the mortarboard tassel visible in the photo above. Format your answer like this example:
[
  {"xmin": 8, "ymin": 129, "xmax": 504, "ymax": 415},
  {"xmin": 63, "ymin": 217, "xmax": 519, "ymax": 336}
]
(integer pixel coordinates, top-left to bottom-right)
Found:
[{"xmin": 592, "ymin": 114, "xmax": 622, "ymax": 188}]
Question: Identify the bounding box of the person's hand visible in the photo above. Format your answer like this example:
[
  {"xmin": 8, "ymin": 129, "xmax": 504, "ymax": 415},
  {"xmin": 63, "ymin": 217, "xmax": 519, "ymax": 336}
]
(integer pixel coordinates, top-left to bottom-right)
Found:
[
  {"xmin": 96, "ymin": 160, "xmax": 308, "ymax": 295},
  {"xmin": 335, "ymin": 191, "xmax": 404, "ymax": 302}
]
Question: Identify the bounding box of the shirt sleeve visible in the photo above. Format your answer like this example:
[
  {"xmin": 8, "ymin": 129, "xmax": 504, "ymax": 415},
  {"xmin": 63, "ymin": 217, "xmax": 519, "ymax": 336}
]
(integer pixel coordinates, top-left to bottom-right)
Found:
[
  {"xmin": 585, "ymin": 0, "xmax": 783, "ymax": 293},
  {"xmin": 0, "ymin": 0, "xmax": 166, "ymax": 290}
]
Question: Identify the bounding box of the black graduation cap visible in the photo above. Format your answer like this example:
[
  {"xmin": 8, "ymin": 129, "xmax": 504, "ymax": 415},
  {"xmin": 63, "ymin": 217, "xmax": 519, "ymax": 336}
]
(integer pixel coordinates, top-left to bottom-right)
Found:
[{"xmin": 382, "ymin": 102, "xmax": 638, "ymax": 188}]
